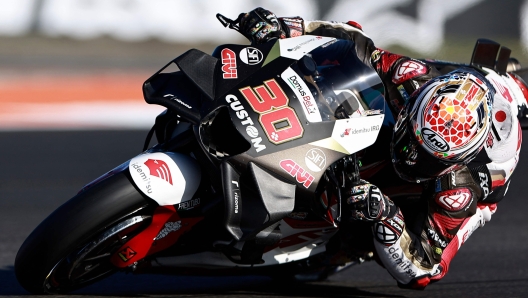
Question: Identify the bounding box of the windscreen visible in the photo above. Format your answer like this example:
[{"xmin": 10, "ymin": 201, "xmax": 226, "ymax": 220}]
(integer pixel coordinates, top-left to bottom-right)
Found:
[{"xmin": 293, "ymin": 41, "xmax": 386, "ymax": 123}]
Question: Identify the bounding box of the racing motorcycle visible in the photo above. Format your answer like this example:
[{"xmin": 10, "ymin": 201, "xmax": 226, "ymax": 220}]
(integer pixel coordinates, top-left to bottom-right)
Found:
[
  {"xmin": 15, "ymin": 13, "xmax": 527, "ymax": 294},
  {"xmin": 14, "ymin": 14, "xmax": 387, "ymax": 294}
]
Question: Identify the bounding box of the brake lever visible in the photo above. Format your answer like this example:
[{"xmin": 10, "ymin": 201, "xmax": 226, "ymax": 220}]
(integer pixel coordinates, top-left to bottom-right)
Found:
[{"xmin": 216, "ymin": 13, "xmax": 242, "ymax": 32}]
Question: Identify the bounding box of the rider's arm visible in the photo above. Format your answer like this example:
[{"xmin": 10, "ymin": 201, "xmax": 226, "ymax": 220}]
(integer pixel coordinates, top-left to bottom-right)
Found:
[
  {"xmin": 283, "ymin": 17, "xmax": 442, "ymax": 113},
  {"xmin": 370, "ymin": 166, "xmax": 483, "ymax": 289},
  {"xmin": 301, "ymin": 19, "xmax": 376, "ymax": 67}
]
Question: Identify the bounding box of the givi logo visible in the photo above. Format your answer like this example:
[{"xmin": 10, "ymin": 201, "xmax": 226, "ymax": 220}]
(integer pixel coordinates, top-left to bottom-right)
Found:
[
  {"xmin": 144, "ymin": 159, "xmax": 173, "ymax": 185},
  {"xmin": 221, "ymin": 48, "xmax": 237, "ymax": 79},
  {"xmin": 279, "ymin": 159, "xmax": 314, "ymax": 188}
]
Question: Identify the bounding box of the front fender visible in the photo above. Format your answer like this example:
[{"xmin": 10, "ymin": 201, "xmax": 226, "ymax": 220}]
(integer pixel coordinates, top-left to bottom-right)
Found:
[{"xmin": 129, "ymin": 152, "xmax": 201, "ymax": 206}]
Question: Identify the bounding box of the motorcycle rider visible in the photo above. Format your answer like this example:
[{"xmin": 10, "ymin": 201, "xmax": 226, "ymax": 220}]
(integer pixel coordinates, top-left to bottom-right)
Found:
[{"xmin": 233, "ymin": 8, "xmax": 527, "ymax": 289}]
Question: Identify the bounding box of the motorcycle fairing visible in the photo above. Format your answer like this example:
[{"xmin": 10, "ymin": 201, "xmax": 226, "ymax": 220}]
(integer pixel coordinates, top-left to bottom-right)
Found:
[
  {"xmin": 281, "ymin": 67, "xmax": 323, "ymax": 122},
  {"xmin": 147, "ymin": 216, "xmax": 338, "ymax": 268},
  {"xmin": 212, "ymin": 36, "xmax": 335, "ymax": 99},
  {"xmin": 213, "ymin": 41, "xmax": 278, "ymax": 98},
  {"xmin": 310, "ymin": 114, "xmax": 385, "ymax": 155},
  {"xmin": 222, "ymin": 161, "xmax": 296, "ymax": 242},
  {"xmin": 204, "ymin": 39, "xmax": 388, "ymax": 243},
  {"xmin": 143, "ymin": 51, "xmax": 214, "ymax": 125},
  {"xmin": 209, "ymin": 39, "xmax": 387, "ymax": 159},
  {"xmin": 216, "ymin": 64, "xmax": 336, "ymax": 158},
  {"xmin": 261, "ymin": 217, "xmax": 338, "ymax": 265},
  {"xmin": 129, "ymin": 152, "xmax": 201, "ymax": 206}
]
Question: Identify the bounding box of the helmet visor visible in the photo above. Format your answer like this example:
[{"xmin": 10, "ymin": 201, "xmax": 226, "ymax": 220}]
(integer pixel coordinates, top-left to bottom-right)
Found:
[{"xmin": 391, "ymin": 119, "xmax": 461, "ymax": 182}]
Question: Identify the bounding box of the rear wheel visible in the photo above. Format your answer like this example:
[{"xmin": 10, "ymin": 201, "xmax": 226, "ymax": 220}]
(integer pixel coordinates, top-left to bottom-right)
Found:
[{"xmin": 15, "ymin": 171, "xmax": 152, "ymax": 294}]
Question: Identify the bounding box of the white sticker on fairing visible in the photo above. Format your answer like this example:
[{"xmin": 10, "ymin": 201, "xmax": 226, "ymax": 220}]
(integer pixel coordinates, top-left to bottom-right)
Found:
[
  {"xmin": 129, "ymin": 152, "xmax": 201, "ymax": 206},
  {"xmin": 279, "ymin": 35, "xmax": 335, "ymax": 60},
  {"xmin": 239, "ymin": 47, "xmax": 263, "ymax": 65},
  {"xmin": 331, "ymin": 115, "xmax": 385, "ymax": 154},
  {"xmin": 281, "ymin": 67, "xmax": 322, "ymax": 122}
]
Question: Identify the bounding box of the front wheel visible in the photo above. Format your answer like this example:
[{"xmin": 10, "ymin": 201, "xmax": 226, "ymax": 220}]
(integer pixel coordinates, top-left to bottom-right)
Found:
[{"xmin": 15, "ymin": 171, "xmax": 152, "ymax": 294}]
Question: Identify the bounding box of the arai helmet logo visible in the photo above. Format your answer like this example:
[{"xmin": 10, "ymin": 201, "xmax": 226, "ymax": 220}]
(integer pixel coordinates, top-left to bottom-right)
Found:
[
  {"xmin": 421, "ymin": 128, "xmax": 450, "ymax": 152},
  {"xmin": 305, "ymin": 148, "xmax": 326, "ymax": 172},
  {"xmin": 239, "ymin": 47, "xmax": 263, "ymax": 65}
]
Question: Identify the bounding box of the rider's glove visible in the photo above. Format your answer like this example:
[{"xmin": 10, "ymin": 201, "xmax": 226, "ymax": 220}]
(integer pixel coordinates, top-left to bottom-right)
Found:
[
  {"xmin": 346, "ymin": 180, "xmax": 395, "ymax": 221},
  {"xmin": 238, "ymin": 7, "xmax": 284, "ymax": 44}
]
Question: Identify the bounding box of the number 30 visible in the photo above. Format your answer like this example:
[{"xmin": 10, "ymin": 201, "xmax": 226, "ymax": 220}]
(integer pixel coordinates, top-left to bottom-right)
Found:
[{"xmin": 240, "ymin": 79, "xmax": 303, "ymax": 144}]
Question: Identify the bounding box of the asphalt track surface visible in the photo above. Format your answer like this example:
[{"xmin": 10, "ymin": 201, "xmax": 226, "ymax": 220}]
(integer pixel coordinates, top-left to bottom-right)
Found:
[{"xmin": 0, "ymin": 130, "xmax": 527, "ymax": 298}]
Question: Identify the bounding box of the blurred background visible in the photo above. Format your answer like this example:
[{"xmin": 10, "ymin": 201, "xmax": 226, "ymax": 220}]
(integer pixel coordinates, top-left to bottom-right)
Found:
[
  {"xmin": 1, "ymin": 2, "xmax": 528, "ymax": 295},
  {"xmin": 0, "ymin": 0, "xmax": 526, "ymax": 130}
]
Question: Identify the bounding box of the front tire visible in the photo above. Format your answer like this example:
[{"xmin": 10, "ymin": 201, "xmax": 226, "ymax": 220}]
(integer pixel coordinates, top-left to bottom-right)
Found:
[{"xmin": 15, "ymin": 171, "xmax": 152, "ymax": 294}]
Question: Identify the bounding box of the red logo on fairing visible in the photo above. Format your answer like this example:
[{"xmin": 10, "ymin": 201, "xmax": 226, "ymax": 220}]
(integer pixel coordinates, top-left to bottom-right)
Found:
[
  {"xmin": 144, "ymin": 159, "xmax": 173, "ymax": 185},
  {"xmin": 280, "ymin": 159, "xmax": 314, "ymax": 188},
  {"xmin": 221, "ymin": 48, "xmax": 237, "ymax": 79},
  {"xmin": 435, "ymin": 189, "xmax": 472, "ymax": 211}
]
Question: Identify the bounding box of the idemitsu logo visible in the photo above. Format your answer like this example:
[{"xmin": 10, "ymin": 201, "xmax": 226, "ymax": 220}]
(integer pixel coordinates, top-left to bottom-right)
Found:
[{"xmin": 144, "ymin": 159, "xmax": 173, "ymax": 185}]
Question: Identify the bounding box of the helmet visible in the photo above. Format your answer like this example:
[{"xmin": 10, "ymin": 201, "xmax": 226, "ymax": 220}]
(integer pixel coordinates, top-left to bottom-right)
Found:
[
  {"xmin": 391, "ymin": 69, "xmax": 494, "ymax": 182},
  {"xmin": 508, "ymin": 71, "xmax": 528, "ymax": 106}
]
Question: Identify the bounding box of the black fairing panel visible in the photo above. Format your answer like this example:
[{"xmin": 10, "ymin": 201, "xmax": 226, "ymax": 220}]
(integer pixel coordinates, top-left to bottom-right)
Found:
[
  {"xmin": 143, "ymin": 71, "xmax": 202, "ymax": 124},
  {"xmin": 174, "ymin": 49, "xmax": 218, "ymax": 100},
  {"xmin": 222, "ymin": 161, "xmax": 295, "ymax": 242},
  {"xmin": 212, "ymin": 41, "xmax": 277, "ymax": 98},
  {"xmin": 143, "ymin": 49, "xmax": 218, "ymax": 125}
]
